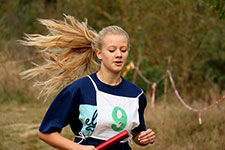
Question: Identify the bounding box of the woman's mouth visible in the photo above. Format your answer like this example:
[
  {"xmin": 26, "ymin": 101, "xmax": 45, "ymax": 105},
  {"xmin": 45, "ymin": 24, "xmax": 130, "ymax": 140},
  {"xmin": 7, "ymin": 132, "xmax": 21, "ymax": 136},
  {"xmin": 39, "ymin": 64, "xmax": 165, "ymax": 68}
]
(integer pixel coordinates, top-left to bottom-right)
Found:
[{"xmin": 114, "ymin": 61, "xmax": 122, "ymax": 66}]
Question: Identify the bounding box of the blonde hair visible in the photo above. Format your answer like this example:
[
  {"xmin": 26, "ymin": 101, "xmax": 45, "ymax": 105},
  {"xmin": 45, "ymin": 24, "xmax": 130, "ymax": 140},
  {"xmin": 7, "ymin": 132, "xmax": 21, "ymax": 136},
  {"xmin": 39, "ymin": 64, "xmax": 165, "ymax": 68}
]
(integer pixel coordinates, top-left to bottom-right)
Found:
[
  {"xmin": 92, "ymin": 25, "xmax": 130, "ymax": 51},
  {"xmin": 20, "ymin": 14, "xmax": 129, "ymax": 99}
]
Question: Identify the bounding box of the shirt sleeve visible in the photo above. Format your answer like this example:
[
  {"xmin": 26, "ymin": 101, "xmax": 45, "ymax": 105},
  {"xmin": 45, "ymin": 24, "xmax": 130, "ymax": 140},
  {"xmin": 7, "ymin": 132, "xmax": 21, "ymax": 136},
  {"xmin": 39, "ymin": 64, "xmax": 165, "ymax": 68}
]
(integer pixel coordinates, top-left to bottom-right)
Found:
[
  {"xmin": 132, "ymin": 93, "xmax": 147, "ymax": 133},
  {"xmin": 39, "ymin": 84, "xmax": 80, "ymax": 133}
]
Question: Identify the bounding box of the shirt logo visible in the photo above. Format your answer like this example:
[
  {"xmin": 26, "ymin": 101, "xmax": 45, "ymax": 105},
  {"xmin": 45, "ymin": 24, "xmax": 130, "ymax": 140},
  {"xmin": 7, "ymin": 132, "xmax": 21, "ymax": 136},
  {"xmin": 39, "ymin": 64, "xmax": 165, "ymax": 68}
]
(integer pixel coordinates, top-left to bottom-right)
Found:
[
  {"xmin": 79, "ymin": 105, "xmax": 97, "ymax": 136},
  {"xmin": 85, "ymin": 110, "xmax": 98, "ymax": 132}
]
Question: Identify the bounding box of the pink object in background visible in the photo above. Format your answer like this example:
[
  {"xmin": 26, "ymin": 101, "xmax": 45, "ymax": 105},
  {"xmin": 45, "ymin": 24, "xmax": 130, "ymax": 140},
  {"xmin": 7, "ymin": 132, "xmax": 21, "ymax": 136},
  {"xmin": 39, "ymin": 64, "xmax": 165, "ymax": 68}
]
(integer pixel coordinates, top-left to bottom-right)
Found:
[{"xmin": 151, "ymin": 83, "xmax": 157, "ymax": 108}]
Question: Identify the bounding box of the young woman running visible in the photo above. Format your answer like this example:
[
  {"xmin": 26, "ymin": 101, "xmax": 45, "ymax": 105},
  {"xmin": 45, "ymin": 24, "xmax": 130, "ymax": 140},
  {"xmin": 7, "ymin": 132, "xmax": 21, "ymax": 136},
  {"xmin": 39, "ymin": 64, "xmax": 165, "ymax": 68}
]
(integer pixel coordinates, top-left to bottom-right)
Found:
[{"xmin": 20, "ymin": 15, "xmax": 155, "ymax": 150}]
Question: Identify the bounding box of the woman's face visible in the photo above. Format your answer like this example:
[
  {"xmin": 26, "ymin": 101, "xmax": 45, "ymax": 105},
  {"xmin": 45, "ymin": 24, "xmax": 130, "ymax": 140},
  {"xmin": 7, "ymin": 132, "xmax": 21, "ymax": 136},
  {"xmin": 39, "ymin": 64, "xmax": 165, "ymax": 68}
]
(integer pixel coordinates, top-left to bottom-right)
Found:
[{"xmin": 96, "ymin": 34, "xmax": 129, "ymax": 74}]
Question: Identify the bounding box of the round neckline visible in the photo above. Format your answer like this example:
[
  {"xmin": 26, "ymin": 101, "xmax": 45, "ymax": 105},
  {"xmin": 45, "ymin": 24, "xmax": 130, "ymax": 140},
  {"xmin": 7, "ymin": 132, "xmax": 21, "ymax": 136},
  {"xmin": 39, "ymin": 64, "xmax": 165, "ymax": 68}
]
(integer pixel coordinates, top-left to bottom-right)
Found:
[{"xmin": 93, "ymin": 73, "xmax": 124, "ymax": 88}]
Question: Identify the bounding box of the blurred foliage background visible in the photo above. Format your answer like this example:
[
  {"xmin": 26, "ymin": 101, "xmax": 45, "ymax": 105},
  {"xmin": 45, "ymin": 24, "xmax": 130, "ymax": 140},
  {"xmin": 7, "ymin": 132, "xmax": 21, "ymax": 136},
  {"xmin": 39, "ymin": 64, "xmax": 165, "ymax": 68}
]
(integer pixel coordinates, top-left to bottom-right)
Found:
[
  {"xmin": 1, "ymin": 0, "xmax": 224, "ymax": 102},
  {"xmin": 0, "ymin": 0, "xmax": 225, "ymax": 150}
]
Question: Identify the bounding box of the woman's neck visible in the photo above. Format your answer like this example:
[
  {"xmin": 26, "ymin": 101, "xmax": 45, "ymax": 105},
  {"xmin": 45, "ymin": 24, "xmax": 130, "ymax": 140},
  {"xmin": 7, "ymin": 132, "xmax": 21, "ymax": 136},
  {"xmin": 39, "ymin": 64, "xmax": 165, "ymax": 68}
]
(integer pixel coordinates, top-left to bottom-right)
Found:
[{"xmin": 96, "ymin": 70, "xmax": 122, "ymax": 86}]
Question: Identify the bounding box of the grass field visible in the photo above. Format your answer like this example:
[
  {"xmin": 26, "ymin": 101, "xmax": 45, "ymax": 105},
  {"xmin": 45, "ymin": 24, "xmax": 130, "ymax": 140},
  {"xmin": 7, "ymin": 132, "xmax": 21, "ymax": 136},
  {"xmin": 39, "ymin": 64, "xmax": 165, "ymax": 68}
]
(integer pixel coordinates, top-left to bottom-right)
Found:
[
  {"xmin": 0, "ymin": 98, "xmax": 224, "ymax": 150},
  {"xmin": 0, "ymin": 58, "xmax": 225, "ymax": 150}
]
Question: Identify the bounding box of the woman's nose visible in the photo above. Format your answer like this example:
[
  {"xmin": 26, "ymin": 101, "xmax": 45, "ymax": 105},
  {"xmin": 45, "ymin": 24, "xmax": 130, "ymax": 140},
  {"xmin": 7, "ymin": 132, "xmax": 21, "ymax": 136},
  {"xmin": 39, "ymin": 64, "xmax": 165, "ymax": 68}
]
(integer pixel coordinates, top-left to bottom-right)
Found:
[{"xmin": 115, "ymin": 49, "xmax": 122, "ymax": 57}]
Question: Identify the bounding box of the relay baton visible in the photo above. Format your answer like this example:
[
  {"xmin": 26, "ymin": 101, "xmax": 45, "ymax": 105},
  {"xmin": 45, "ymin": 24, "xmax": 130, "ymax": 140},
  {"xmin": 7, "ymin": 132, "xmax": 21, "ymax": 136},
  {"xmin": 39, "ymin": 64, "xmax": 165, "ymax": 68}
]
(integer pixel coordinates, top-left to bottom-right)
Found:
[{"xmin": 95, "ymin": 130, "xmax": 130, "ymax": 150}]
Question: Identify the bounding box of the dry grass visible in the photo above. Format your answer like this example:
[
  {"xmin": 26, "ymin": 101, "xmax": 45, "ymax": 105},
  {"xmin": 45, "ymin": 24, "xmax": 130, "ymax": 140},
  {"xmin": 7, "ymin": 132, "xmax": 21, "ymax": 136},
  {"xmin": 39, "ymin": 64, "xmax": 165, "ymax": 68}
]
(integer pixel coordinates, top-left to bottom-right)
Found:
[
  {"xmin": 0, "ymin": 101, "xmax": 75, "ymax": 150},
  {"xmin": 0, "ymin": 96, "xmax": 224, "ymax": 150},
  {"xmin": 135, "ymin": 95, "xmax": 225, "ymax": 150}
]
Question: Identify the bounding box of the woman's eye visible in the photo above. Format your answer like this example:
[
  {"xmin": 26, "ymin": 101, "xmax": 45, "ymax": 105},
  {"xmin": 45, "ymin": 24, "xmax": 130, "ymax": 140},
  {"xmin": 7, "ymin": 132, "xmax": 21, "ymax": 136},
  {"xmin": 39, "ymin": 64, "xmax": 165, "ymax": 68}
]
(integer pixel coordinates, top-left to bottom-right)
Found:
[
  {"xmin": 109, "ymin": 49, "xmax": 115, "ymax": 52},
  {"xmin": 121, "ymin": 49, "xmax": 127, "ymax": 53}
]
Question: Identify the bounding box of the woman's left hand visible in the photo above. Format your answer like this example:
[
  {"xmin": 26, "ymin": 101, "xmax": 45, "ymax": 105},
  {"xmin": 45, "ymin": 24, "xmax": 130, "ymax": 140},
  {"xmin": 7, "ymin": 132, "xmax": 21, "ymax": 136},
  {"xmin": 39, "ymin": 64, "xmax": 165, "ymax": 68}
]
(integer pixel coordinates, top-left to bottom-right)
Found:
[{"xmin": 137, "ymin": 129, "xmax": 155, "ymax": 145}]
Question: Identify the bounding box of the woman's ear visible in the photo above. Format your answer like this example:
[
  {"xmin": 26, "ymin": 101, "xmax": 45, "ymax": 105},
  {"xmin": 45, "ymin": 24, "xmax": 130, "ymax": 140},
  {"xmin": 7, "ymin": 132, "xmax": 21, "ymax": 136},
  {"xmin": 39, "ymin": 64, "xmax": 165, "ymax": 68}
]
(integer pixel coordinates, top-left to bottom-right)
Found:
[{"xmin": 95, "ymin": 49, "xmax": 102, "ymax": 60}]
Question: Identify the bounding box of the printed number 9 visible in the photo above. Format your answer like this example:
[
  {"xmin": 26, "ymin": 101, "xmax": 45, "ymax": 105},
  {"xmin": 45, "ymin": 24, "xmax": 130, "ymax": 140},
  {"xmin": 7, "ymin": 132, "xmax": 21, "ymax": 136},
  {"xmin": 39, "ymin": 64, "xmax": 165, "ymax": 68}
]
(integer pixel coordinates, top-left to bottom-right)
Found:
[{"xmin": 111, "ymin": 106, "xmax": 127, "ymax": 131}]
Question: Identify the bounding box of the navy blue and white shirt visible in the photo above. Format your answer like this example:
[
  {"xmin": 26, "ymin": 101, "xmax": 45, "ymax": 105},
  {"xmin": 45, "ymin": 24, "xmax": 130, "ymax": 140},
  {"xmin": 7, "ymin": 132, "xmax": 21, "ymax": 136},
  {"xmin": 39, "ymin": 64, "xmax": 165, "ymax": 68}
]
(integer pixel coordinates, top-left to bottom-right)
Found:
[{"xmin": 39, "ymin": 73, "xmax": 147, "ymax": 150}]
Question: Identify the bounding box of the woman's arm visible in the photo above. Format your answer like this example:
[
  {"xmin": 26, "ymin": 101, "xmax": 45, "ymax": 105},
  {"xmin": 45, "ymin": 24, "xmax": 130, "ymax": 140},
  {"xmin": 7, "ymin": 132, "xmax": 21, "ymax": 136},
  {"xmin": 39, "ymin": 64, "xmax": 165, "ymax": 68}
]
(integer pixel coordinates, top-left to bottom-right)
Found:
[
  {"xmin": 38, "ymin": 131, "xmax": 96, "ymax": 150},
  {"xmin": 132, "ymin": 129, "xmax": 155, "ymax": 146}
]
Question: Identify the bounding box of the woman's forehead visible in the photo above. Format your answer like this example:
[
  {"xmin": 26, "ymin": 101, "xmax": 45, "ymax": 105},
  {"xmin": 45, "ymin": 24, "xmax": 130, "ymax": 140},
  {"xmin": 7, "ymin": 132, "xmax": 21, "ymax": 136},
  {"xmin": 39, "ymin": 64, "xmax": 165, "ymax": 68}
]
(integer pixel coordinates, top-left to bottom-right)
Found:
[{"xmin": 102, "ymin": 34, "xmax": 128, "ymax": 43}]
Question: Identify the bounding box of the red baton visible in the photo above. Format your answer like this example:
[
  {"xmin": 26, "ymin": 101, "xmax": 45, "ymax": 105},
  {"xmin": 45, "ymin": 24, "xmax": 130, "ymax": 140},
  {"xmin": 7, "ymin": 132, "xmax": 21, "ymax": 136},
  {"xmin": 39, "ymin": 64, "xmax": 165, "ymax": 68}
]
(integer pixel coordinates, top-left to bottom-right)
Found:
[{"xmin": 95, "ymin": 130, "xmax": 130, "ymax": 150}]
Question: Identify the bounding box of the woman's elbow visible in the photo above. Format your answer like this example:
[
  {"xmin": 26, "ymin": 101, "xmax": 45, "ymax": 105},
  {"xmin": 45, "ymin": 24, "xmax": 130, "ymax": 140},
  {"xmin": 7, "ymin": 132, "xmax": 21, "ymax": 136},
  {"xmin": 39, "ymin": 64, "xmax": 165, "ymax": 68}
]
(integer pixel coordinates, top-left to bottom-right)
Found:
[{"xmin": 38, "ymin": 131, "xmax": 46, "ymax": 141}]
